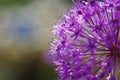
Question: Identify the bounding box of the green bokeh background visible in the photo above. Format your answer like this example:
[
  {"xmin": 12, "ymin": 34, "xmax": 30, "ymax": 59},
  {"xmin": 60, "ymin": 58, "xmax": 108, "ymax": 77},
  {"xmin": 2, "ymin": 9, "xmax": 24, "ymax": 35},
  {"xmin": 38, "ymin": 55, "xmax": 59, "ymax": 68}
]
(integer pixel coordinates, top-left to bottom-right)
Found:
[
  {"xmin": 0, "ymin": 0, "xmax": 72, "ymax": 80},
  {"xmin": 0, "ymin": 0, "xmax": 32, "ymax": 6}
]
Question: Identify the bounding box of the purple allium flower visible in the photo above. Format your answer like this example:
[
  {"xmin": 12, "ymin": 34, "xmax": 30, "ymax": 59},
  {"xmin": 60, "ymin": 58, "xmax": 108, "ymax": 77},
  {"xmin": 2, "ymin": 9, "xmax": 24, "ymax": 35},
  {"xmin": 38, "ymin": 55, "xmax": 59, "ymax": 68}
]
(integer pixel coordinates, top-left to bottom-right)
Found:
[{"xmin": 49, "ymin": 0, "xmax": 120, "ymax": 80}]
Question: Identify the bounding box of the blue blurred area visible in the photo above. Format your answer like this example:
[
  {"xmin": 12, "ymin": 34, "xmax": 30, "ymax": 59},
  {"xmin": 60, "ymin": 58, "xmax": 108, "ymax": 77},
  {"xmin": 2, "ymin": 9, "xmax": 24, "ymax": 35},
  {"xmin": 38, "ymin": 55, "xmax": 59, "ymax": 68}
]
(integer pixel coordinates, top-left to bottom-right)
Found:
[
  {"xmin": 9, "ymin": 12, "xmax": 34, "ymax": 45},
  {"xmin": 13, "ymin": 18, "xmax": 32, "ymax": 37}
]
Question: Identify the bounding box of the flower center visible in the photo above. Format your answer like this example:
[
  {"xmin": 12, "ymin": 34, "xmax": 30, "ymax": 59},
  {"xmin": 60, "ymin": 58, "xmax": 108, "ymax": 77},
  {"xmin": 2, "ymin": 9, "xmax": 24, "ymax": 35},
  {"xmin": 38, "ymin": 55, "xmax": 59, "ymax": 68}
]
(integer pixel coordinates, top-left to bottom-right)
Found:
[
  {"xmin": 109, "ymin": 47, "xmax": 120, "ymax": 57},
  {"xmin": 110, "ymin": 48, "xmax": 120, "ymax": 54}
]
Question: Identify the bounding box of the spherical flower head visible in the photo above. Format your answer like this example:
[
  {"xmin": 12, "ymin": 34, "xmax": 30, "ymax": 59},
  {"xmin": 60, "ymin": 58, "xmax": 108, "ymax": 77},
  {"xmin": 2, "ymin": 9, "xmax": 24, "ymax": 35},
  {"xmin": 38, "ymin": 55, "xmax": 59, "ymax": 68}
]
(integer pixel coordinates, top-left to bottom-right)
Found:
[{"xmin": 49, "ymin": 0, "xmax": 120, "ymax": 80}]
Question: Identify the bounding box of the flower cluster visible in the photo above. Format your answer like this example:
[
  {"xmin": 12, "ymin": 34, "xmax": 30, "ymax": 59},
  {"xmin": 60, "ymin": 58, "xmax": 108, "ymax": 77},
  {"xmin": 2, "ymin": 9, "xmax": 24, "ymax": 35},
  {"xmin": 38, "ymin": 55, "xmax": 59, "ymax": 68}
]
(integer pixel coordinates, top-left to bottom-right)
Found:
[{"xmin": 50, "ymin": 0, "xmax": 120, "ymax": 80}]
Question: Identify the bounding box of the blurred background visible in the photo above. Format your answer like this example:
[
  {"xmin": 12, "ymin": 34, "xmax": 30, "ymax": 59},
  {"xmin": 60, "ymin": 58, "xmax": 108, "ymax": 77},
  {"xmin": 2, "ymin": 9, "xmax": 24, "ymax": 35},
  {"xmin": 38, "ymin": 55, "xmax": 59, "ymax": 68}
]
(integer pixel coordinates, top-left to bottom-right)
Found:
[{"xmin": 0, "ymin": 0, "xmax": 72, "ymax": 80}]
